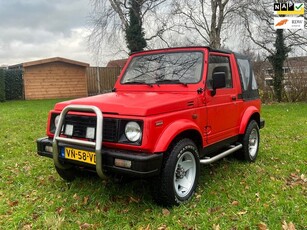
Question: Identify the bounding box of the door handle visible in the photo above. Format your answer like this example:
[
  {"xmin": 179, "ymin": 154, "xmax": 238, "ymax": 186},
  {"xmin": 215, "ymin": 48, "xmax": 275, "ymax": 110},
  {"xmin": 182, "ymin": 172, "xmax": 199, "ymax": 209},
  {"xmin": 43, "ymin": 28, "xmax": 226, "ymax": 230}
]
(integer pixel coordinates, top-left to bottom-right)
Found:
[{"xmin": 231, "ymin": 96, "xmax": 237, "ymax": 101}]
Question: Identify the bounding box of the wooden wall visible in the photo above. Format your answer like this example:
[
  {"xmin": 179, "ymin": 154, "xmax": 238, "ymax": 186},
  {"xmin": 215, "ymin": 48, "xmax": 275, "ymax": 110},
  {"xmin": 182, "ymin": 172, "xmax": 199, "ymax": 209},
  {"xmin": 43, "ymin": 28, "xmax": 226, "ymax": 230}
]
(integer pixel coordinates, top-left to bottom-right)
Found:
[{"xmin": 23, "ymin": 62, "xmax": 88, "ymax": 100}]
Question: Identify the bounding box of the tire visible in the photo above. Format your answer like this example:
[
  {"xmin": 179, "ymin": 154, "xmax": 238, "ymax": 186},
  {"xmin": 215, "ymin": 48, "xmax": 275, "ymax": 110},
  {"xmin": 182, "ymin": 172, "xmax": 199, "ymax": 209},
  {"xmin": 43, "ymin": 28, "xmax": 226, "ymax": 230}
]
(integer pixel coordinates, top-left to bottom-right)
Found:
[
  {"xmin": 55, "ymin": 165, "xmax": 77, "ymax": 182},
  {"xmin": 153, "ymin": 138, "xmax": 200, "ymax": 206},
  {"xmin": 239, "ymin": 120, "xmax": 260, "ymax": 162}
]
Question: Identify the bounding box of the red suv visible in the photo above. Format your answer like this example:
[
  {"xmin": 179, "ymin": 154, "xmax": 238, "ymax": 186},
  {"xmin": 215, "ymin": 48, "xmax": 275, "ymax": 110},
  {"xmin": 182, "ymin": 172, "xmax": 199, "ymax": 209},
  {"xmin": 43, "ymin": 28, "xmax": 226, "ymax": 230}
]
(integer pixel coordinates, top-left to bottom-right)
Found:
[{"xmin": 37, "ymin": 47, "xmax": 265, "ymax": 206}]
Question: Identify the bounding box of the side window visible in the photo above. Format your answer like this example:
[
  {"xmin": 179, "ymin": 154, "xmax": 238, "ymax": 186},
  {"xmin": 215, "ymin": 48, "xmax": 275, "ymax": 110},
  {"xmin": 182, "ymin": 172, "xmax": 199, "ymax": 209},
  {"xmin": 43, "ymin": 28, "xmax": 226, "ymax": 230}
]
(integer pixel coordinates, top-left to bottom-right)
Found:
[{"xmin": 207, "ymin": 55, "xmax": 232, "ymax": 89}]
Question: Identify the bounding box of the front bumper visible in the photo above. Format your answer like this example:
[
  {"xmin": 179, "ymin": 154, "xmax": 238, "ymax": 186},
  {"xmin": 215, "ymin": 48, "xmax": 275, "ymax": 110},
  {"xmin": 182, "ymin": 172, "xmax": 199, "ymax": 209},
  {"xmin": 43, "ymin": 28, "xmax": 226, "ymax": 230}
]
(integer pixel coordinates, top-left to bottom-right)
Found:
[{"xmin": 37, "ymin": 137, "xmax": 163, "ymax": 178}]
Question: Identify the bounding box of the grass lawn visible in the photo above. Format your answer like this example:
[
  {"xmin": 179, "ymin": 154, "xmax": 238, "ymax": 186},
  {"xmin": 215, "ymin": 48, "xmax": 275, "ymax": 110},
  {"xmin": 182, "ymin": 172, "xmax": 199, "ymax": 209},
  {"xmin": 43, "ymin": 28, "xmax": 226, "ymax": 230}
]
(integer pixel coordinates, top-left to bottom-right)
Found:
[{"xmin": 0, "ymin": 100, "xmax": 306, "ymax": 229}]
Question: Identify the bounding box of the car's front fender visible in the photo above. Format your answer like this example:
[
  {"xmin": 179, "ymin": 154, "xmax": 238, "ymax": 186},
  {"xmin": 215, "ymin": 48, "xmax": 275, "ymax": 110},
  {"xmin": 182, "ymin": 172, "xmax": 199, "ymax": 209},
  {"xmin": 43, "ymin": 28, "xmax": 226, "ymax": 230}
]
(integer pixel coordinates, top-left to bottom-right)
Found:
[{"xmin": 153, "ymin": 119, "xmax": 202, "ymax": 153}]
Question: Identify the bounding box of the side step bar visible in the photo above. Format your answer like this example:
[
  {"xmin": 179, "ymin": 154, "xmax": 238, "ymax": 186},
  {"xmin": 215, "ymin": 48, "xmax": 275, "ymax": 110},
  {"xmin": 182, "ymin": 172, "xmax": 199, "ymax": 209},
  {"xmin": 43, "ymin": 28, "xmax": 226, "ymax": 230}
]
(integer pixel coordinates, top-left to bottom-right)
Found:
[
  {"xmin": 200, "ymin": 144, "xmax": 242, "ymax": 165},
  {"xmin": 53, "ymin": 105, "xmax": 105, "ymax": 179}
]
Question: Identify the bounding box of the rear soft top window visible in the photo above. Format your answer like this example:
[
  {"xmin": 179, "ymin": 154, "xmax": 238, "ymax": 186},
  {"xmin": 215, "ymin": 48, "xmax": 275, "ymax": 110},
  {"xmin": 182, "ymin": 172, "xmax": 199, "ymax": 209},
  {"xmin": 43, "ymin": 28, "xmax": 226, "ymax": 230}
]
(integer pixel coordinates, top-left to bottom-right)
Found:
[{"xmin": 235, "ymin": 54, "xmax": 259, "ymax": 100}]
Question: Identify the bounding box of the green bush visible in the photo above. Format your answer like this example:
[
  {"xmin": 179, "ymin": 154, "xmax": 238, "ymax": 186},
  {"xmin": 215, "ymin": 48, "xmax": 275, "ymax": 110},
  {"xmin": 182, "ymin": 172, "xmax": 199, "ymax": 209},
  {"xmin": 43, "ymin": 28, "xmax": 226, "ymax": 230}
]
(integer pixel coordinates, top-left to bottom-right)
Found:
[
  {"xmin": 0, "ymin": 69, "xmax": 5, "ymax": 102},
  {"xmin": 5, "ymin": 69, "xmax": 23, "ymax": 100}
]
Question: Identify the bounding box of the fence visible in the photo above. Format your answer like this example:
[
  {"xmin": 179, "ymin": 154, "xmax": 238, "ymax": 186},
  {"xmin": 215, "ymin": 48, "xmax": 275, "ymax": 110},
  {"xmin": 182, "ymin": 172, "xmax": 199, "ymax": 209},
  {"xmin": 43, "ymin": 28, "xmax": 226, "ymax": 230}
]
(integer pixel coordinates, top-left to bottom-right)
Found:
[{"xmin": 87, "ymin": 67, "xmax": 122, "ymax": 95}]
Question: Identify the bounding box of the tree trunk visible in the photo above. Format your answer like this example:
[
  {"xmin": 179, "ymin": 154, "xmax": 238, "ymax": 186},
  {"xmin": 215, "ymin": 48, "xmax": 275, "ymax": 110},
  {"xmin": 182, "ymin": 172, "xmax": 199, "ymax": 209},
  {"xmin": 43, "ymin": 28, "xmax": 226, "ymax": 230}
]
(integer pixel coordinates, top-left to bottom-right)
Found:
[
  {"xmin": 268, "ymin": 29, "xmax": 289, "ymax": 102},
  {"xmin": 125, "ymin": 0, "xmax": 147, "ymax": 53},
  {"xmin": 209, "ymin": 0, "xmax": 222, "ymax": 48}
]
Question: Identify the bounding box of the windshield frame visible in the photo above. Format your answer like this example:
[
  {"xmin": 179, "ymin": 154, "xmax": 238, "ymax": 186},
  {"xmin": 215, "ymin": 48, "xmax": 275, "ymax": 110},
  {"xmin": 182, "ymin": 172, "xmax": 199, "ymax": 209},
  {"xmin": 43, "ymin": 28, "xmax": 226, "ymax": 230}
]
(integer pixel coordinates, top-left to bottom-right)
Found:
[{"xmin": 120, "ymin": 51, "xmax": 204, "ymax": 86}]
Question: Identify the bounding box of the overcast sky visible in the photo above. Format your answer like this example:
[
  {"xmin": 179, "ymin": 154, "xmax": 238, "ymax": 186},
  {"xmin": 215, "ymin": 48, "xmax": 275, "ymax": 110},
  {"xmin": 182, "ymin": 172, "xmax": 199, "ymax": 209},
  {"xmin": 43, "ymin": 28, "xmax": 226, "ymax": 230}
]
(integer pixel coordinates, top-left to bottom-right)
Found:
[{"xmin": 0, "ymin": 0, "xmax": 101, "ymax": 66}]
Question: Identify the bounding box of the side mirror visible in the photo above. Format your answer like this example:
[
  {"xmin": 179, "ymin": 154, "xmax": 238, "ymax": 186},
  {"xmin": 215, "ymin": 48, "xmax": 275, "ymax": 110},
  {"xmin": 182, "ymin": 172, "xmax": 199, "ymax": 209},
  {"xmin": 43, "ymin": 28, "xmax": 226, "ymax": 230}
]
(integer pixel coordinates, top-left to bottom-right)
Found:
[{"xmin": 211, "ymin": 72, "xmax": 226, "ymax": 96}]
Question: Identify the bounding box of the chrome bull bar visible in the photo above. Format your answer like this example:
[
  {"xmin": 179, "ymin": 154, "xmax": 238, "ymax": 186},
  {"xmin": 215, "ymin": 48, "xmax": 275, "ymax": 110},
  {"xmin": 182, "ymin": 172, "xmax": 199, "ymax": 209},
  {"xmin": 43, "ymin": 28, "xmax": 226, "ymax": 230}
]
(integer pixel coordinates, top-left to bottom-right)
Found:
[{"xmin": 52, "ymin": 105, "xmax": 105, "ymax": 179}]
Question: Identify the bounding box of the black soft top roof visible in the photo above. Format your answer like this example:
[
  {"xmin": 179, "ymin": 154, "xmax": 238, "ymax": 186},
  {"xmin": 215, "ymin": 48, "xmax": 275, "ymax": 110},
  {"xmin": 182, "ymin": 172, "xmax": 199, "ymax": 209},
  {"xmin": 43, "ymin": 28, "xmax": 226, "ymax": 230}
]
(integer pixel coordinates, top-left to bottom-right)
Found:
[
  {"xmin": 130, "ymin": 46, "xmax": 249, "ymax": 59},
  {"xmin": 233, "ymin": 52, "xmax": 250, "ymax": 60}
]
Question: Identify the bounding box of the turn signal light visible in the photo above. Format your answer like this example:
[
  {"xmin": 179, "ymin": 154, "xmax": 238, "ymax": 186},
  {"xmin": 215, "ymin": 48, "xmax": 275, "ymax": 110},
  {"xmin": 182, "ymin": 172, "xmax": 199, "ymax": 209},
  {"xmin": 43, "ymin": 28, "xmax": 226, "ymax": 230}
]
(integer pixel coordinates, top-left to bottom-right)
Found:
[
  {"xmin": 114, "ymin": 159, "xmax": 132, "ymax": 169},
  {"xmin": 45, "ymin": 146, "xmax": 53, "ymax": 153}
]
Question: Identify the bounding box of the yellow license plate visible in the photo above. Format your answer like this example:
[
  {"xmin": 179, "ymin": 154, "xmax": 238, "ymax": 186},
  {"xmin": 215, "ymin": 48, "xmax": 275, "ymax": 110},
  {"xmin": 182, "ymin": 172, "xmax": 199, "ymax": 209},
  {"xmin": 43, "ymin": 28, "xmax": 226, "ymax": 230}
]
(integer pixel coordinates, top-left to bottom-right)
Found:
[{"xmin": 65, "ymin": 147, "xmax": 96, "ymax": 165}]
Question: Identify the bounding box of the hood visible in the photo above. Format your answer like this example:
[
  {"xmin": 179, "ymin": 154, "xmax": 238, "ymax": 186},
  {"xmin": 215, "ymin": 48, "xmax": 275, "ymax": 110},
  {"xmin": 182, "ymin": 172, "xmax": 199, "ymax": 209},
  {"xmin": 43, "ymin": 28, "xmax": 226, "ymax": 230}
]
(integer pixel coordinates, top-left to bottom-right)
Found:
[{"xmin": 54, "ymin": 92, "xmax": 197, "ymax": 116}]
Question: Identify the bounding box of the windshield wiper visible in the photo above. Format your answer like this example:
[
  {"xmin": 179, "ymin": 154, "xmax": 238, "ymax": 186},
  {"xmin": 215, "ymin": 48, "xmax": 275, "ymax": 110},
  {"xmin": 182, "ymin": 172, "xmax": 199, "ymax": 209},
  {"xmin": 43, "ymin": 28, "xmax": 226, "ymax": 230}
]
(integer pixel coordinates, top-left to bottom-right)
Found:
[
  {"xmin": 123, "ymin": 81, "xmax": 153, "ymax": 87},
  {"xmin": 155, "ymin": 79, "xmax": 188, "ymax": 86}
]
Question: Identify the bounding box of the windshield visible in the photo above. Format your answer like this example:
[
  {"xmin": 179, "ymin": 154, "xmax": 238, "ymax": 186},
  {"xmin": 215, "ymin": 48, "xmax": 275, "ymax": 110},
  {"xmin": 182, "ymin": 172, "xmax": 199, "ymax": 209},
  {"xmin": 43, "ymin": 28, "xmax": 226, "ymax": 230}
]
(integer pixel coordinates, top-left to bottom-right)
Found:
[{"xmin": 121, "ymin": 52, "xmax": 203, "ymax": 85}]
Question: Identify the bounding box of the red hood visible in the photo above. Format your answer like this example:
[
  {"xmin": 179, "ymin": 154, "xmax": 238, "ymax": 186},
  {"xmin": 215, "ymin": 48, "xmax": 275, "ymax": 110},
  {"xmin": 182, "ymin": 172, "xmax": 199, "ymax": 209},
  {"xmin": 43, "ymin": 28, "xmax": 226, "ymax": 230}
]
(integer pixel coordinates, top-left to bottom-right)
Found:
[{"xmin": 54, "ymin": 92, "xmax": 197, "ymax": 116}]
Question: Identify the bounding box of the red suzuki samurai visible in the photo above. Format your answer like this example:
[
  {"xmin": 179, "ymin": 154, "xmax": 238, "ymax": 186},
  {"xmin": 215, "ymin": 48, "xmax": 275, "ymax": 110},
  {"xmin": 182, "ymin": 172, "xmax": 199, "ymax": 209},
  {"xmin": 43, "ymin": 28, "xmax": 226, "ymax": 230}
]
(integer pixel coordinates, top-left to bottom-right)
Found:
[{"xmin": 37, "ymin": 47, "xmax": 265, "ymax": 206}]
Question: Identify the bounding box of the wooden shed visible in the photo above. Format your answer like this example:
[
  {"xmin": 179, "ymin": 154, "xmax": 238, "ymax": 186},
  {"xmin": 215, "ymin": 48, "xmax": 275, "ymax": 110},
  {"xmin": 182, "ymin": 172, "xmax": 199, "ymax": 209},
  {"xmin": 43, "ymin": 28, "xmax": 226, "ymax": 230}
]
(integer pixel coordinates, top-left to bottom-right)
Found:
[{"xmin": 23, "ymin": 57, "xmax": 89, "ymax": 100}]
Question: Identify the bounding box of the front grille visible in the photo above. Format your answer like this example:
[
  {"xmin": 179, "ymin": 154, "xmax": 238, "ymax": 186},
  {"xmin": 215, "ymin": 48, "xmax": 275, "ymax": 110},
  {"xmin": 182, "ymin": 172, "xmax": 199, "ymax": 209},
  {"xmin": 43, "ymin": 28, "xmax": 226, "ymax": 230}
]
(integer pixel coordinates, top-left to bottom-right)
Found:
[
  {"xmin": 103, "ymin": 118, "xmax": 118, "ymax": 141},
  {"xmin": 64, "ymin": 115, "xmax": 119, "ymax": 142}
]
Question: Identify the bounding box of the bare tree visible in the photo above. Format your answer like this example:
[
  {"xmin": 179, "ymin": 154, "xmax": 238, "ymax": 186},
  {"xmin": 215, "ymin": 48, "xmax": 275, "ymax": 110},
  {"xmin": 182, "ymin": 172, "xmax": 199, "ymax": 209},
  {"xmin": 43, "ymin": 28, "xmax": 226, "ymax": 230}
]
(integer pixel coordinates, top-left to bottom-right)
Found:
[
  {"xmin": 284, "ymin": 70, "xmax": 307, "ymax": 102},
  {"xmin": 171, "ymin": 0, "xmax": 248, "ymax": 48},
  {"xmin": 240, "ymin": 0, "xmax": 307, "ymax": 102},
  {"xmin": 88, "ymin": 0, "xmax": 171, "ymax": 58},
  {"xmin": 241, "ymin": 1, "xmax": 307, "ymax": 55}
]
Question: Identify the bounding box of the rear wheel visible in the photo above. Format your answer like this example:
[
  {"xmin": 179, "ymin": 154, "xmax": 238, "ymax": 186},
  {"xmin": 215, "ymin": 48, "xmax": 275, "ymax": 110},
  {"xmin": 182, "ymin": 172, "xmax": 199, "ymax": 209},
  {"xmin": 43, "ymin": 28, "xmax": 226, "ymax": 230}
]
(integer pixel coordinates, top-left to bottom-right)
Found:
[
  {"xmin": 239, "ymin": 120, "xmax": 260, "ymax": 162},
  {"xmin": 153, "ymin": 138, "xmax": 200, "ymax": 206}
]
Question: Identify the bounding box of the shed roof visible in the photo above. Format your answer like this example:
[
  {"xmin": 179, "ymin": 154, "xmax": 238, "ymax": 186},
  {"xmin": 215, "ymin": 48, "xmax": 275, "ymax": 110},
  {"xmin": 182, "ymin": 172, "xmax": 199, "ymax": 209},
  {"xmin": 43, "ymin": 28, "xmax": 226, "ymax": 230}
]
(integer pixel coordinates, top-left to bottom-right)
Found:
[{"xmin": 23, "ymin": 57, "xmax": 89, "ymax": 68}]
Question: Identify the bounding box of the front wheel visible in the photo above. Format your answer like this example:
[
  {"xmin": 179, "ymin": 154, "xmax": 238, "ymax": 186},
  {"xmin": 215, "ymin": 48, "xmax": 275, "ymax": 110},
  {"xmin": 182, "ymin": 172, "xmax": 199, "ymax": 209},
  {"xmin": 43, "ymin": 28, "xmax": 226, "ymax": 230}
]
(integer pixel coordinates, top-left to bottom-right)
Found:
[
  {"xmin": 153, "ymin": 138, "xmax": 200, "ymax": 206},
  {"xmin": 239, "ymin": 120, "xmax": 260, "ymax": 162}
]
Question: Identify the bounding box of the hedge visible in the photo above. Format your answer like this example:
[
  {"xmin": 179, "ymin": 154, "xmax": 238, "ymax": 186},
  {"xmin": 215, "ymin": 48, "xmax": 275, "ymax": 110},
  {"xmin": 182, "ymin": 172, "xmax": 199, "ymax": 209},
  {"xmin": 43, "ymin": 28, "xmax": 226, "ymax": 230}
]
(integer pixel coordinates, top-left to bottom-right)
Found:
[
  {"xmin": 0, "ymin": 69, "xmax": 5, "ymax": 102},
  {"xmin": 5, "ymin": 69, "xmax": 23, "ymax": 100}
]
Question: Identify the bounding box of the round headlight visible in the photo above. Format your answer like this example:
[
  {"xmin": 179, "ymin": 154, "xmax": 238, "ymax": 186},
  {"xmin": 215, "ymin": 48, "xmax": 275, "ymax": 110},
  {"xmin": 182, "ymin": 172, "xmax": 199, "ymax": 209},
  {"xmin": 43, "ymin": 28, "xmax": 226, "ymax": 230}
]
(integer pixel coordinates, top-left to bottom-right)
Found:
[
  {"xmin": 125, "ymin": 121, "xmax": 142, "ymax": 142},
  {"xmin": 54, "ymin": 115, "xmax": 60, "ymax": 129}
]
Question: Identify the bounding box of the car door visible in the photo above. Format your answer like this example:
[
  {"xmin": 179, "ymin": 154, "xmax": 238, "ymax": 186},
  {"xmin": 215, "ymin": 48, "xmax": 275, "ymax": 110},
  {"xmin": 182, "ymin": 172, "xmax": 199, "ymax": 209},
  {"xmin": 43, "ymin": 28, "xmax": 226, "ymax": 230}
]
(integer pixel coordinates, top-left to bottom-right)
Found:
[{"xmin": 205, "ymin": 53, "xmax": 241, "ymax": 145}]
